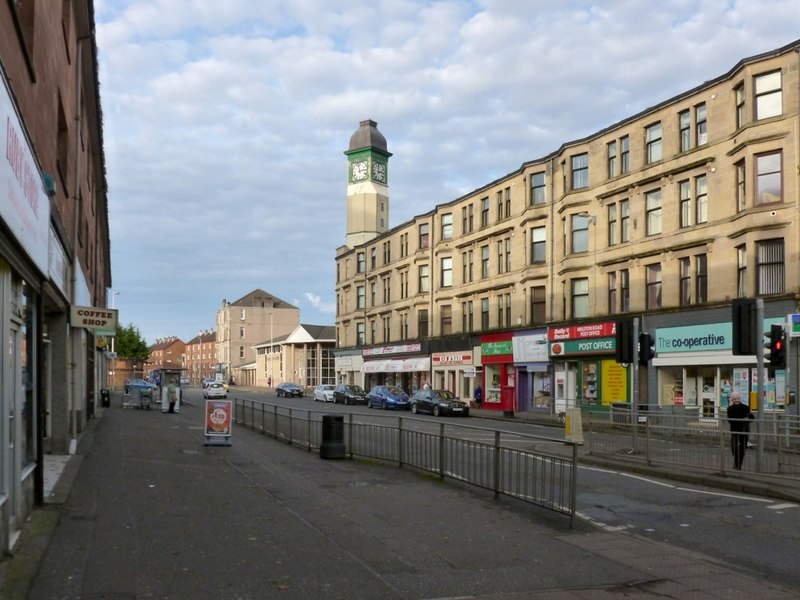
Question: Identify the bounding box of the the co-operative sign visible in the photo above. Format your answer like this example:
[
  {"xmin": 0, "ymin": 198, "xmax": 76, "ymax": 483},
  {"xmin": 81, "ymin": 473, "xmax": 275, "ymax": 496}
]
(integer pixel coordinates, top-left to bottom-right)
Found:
[{"xmin": 70, "ymin": 305, "xmax": 118, "ymax": 330}]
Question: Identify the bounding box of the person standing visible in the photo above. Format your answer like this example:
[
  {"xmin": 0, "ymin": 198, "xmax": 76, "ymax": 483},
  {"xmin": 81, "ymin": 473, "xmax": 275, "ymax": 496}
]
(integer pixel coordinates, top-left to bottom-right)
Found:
[
  {"xmin": 726, "ymin": 391, "xmax": 753, "ymax": 470},
  {"xmin": 167, "ymin": 379, "xmax": 178, "ymax": 413},
  {"xmin": 474, "ymin": 384, "xmax": 483, "ymax": 409}
]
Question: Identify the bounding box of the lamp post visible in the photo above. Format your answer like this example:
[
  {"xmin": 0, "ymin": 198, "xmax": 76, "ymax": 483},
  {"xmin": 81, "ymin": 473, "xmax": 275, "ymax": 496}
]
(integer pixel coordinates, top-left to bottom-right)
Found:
[{"xmin": 111, "ymin": 292, "xmax": 120, "ymax": 389}]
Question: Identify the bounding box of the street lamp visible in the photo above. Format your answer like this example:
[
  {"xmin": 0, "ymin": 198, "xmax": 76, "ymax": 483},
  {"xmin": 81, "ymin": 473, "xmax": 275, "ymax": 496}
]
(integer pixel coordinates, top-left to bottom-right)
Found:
[{"xmin": 111, "ymin": 291, "xmax": 120, "ymax": 389}]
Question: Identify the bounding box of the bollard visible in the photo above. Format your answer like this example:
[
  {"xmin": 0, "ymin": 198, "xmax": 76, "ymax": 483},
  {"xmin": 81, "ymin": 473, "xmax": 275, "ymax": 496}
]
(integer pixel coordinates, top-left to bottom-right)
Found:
[{"xmin": 320, "ymin": 414, "xmax": 345, "ymax": 459}]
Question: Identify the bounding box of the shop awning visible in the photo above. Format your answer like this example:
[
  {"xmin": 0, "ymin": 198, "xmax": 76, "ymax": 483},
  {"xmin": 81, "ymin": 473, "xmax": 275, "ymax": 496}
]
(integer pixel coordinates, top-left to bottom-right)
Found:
[{"xmin": 361, "ymin": 357, "xmax": 430, "ymax": 373}]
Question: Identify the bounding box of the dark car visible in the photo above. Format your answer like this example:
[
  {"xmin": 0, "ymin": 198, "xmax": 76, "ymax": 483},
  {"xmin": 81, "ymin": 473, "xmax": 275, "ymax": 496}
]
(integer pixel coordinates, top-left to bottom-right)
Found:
[
  {"xmin": 367, "ymin": 385, "xmax": 411, "ymax": 410},
  {"xmin": 410, "ymin": 389, "xmax": 470, "ymax": 417},
  {"xmin": 333, "ymin": 384, "xmax": 368, "ymax": 405},
  {"xmin": 276, "ymin": 382, "xmax": 304, "ymax": 397}
]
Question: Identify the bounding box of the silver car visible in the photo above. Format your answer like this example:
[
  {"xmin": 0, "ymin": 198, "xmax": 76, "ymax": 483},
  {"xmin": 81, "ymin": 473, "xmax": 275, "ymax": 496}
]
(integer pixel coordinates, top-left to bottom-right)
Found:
[{"xmin": 313, "ymin": 384, "xmax": 336, "ymax": 402}]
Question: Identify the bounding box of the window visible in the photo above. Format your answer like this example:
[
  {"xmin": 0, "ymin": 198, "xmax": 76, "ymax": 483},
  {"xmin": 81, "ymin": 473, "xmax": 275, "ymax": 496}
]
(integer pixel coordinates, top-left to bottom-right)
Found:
[
  {"xmin": 418, "ymin": 309, "xmax": 429, "ymax": 338},
  {"xmin": 679, "ymin": 180, "xmax": 691, "ymax": 228},
  {"xmin": 383, "ymin": 316, "xmax": 391, "ymax": 342},
  {"xmin": 755, "ymin": 151, "xmax": 782, "ymax": 205},
  {"xmin": 607, "ymin": 204, "xmax": 617, "ymax": 246},
  {"xmin": 571, "ymin": 214, "xmax": 590, "ymax": 253},
  {"xmin": 735, "ymin": 160, "xmax": 746, "ymax": 212},
  {"xmin": 441, "ymin": 213, "xmax": 453, "ymax": 240},
  {"xmin": 419, "ymin": 223, "xmax": 429, "ymax": 249},
  {"xmin": 382, "ymin": 276, "xmax": 391, "ymax": 303},
  {"xmin": 695, "ymin": 254, "xmax": 707, "ymax": 303},
  {"xmin": 481, "ymin": 197, "xmax": 490, "ymax": 227},
  {"xmin": 481, "ymin": 245, "xmax": 490, "ymax": 278},
  {"xmin": 240, "ymin": 309, "xmax": 246, "ymax": 320},
  {"xmin": 500, "ymin": 293, "xmax": 511, "ymax": 328},
  {"xmin": 399, "ymin": 270, "xmax": 409, "ymax": 299},
  {"xmin": 400, "ymin": 313, "xmax": 408, "ymax": 339},
  {"xmin": 735, "ymin": 83, "xmax": 745, "ymax": 128},
  {"xmin": 462, "ymin": 249, "xmax": 473, "ymax": 283},
  {"xmin": 571, "ymin": 278, "xmax": 589, "ymax": 319},
  {"xmin": 620, "ymin": 199, "xmax": 630, "ymax": 243},
  {"xmin": 756, "ymin": 239, "xmax": 784, "ymax": 295},
  {"xmin": 370, "ymin": 281, "xmax": 376, "ymax": 305},
  {"xmin": 571, "ymin": 153, "xmax": 589, "ymax": 189},
  {"xmin": 645, "ymin": 122, "xmax": 662, "ymax": 164},
  {"xmin": 646, "ymin": 264, "xmax": 662, "ymax": 309},
  {"xmin": 608, "ymin": 273, "xmax": 617, "ymax": 314},
  {"xmin": 356, "ymin": 322, "xmax": 366, "ymax": 346},
  {"xmin": 737, "ymin": 245, "xmax": 747, "ymax": 297},
  {"xmin": 440, "ymin": 256, "xmax": 453, "ymax": 287},
  {"xmin": 679, "ymin": 257, "xmax": 691, "ymax": 306},
  {"xmin": 439, "ymin": 304, "xmax": 453, "ymax": 335},
  {"xmin": 383, "ymin": 240, "xmax": 391, "ymax": 263},
  {"xmin": 530, "ymin": 227, "xmax": 546, "ymax": 264},
  {"xmin": 239, "ymin": 346, "xmax": 245, "ymax": 359},
  {"xmin": 462, "ymin": 301, "xmax": 473, "ymax": 332},
  {"xmin": 418, "ymin": 265, "xmax": 429, "ymax": 293},
  {"xmin": 497, "ymin": 190, "xmax": 503, "ymax": 220},
  {"xmin": 645, "ymin": 189, "xmax": 662, "ymax": 236},
  {"xmin": 370, "ymin": 319, "xmax": 377, "ymax": 344},
  {"xmin": 531, "ymin": 172, "xmax": 546, "ymax": 205},
  {"xmin": 695, "ymin": 103, "xmax": 707, "ymax": 145},
  {"xmin": 695, "ymin": 175, "xmax": 707, "ymax": 224},
  {"xmin": 679, "ymin": 110, "xmax": 691, "ymax": 152},
  {"xmin": 462, "ymin": 205, "xmax": 473, "ymax": 234},
  {"xmin": 504, "ymin": 187, "xmax": 511, "ymax": 218},
  {"xmin": 357, "ymin": 252, "xmax": 365, "ymax": 273},
  {"xmin": 357, "ymin": 285, "xmax": 365, "ymax": 309},
  {"xmin": 370, "ymin": 247, "xmax": 377, "ymax": 268},
  {"xmin": 239, "ymin": 326, "xmax": 245, "ymax": 339},
  {"xmin": 620, "ymin": 269, "xmax": 630, "ymax": 312},
  {"xmin": 481, "ymin": 298, "xmax": 490, "ymax": 330},
  {"xmin": 620, "ymin": 136, "xmax": 630, "ymax": 174},
  {"xmin": 754, "ymin": 70, "xmax": 782, "ymax": 120},
  {"xmin": 530, "ymin": 286, "xmax": 546, "ymax": 324},
  {"xmin": 400, "ymin": 233, "xmax": 408, "ymax": 257},
  {"xmin": 607, "ymin": 141, "xmax": 617, "ymax": 178}
]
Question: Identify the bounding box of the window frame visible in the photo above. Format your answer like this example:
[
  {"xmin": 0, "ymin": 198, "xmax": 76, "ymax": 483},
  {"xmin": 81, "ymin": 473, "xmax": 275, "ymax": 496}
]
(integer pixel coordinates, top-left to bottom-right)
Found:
[
  {"xmin": 754, "ymin": 70, "xmax": 782, "ymax": 121},
  {"xmin": 531, "ymin": 172, "xmax": 546, "ymax": 205},
  {"xmin": 571, "ymin": 152, "xmax": 589, "ymax": 190},
  {"xmin": 755, "ymin": 150, "xmax": 782, "ymax": 205},
  {"xmin": 645, "ymin": 188, "xmax": 662, "ymax": 236},
  {"xmin": 645, "ymin": 122, "xmax": 662, "ymax": 164}
]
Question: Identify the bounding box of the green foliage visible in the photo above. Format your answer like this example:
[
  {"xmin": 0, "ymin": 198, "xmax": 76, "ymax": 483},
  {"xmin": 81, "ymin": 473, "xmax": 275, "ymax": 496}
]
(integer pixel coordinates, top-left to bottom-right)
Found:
[{"xmin": 115, "ymin": 323, "xmax": 150, "ymax": 362}]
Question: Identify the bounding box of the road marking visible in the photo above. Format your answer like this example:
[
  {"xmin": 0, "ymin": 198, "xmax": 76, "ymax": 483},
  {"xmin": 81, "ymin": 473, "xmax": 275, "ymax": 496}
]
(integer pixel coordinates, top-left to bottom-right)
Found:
[
  {"xmin": 675, "ymin": 487, "xmax": 772, "ymax": 503},
  {"xmin": 767, "ymin": 503, "xmax": 798, "ymax": 510}
]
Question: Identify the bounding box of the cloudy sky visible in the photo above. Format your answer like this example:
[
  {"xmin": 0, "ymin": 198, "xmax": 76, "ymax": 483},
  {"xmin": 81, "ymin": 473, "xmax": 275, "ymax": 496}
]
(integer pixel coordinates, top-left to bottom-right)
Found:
[{"xmin": 95, "ymin": 0, "xmax": 800, "ymax": 345}]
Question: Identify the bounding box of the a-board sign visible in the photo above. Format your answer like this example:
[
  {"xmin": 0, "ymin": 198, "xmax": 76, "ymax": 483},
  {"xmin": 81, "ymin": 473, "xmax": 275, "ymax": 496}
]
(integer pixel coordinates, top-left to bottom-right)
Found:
[{"xmin": 204, "ymin": 399, "xmax": 233, "ymax": 446}]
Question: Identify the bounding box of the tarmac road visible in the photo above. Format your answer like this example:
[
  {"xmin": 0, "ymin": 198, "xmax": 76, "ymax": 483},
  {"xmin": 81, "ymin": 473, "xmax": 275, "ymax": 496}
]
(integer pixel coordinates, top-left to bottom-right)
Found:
[{"xmin": 3, "ymin": 392, "xmax": 798, "ymax": 599}]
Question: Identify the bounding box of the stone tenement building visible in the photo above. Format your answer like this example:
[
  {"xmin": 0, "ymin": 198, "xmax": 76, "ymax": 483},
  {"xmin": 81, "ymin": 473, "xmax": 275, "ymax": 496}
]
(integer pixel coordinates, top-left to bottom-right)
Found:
[{"xmin": 335, "ymin": 41, "xmax": 799, "ymax": 419}]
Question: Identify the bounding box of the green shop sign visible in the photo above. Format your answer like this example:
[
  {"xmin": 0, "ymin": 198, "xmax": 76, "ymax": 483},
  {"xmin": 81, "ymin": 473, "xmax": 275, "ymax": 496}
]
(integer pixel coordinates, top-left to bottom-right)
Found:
[
  {"xmin": 481, "ymin": 340, "xmax": 513, "ymax": 356},
  {"xmin": 550, "ymin": 338, "xmax": 615, "ymax": 357}
]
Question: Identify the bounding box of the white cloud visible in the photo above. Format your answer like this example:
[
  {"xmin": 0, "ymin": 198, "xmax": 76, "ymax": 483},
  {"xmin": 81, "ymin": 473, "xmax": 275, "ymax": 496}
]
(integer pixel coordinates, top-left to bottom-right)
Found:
[{"xmin": 95, "ymin": 0, "xmax": 800, "ymax": 343}]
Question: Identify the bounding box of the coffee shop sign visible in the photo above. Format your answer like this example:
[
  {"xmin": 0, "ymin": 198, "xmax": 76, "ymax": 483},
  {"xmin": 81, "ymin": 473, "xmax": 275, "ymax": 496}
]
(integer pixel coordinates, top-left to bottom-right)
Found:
[{"xmin": 70, "ymin": 305, "xmax": 118, "ymax": 330}]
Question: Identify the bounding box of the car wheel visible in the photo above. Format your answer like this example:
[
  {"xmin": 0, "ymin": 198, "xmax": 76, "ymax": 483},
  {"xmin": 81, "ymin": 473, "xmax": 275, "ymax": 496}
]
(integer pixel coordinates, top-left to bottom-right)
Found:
[
  {"xmin": 433, "ymin": 405, "xmax": 441, "ymax": 417},
  {"xmin": 411, "ymin": 403, "xmax": 418, "ymax": 414}
]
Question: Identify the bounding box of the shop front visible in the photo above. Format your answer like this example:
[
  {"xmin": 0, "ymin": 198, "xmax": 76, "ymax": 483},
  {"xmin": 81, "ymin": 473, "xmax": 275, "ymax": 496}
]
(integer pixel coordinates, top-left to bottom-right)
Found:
[
  {"xmin": 549, "ymin": 321, "xmax": 628, "ymax": 413},
  {"xmin": 653, "ymin": 319, "xmax": 787, "ymax": 419},
  {"xmin": 360, "ymin": 342, "xmax": 429, "ymax": 394},
  {"xmin": 512, "ymin": 329, "xmax": 551, "ymax": 413},
  {"xmin": 480, "ymin": 333, "xmax": 514, "ymax": 415},
  {"xmin": 431, "ymin": 350, "xmax": 478, "ymax": 401}
]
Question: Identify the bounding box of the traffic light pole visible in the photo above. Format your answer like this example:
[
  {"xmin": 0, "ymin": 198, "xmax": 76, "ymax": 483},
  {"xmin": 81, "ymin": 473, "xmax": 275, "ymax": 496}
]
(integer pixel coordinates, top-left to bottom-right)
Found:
[
  {"xmin": 755, "ymin": 299, "xmax": 764, "ymax": 471},
  {"xmin": 632, "ymin": 319, "xmax": 639, "ymax": 450}
]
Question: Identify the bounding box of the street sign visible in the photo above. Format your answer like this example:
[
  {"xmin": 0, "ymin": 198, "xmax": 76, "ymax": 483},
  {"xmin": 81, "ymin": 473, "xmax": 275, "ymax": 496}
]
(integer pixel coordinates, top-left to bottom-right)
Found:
[
  {"xmin": 788, "ymin": 313, "xmax": 800, "ymax": 338},
  {"xmin": 70, "ymin": 305, "xmax": 118, "ymax": 330}
]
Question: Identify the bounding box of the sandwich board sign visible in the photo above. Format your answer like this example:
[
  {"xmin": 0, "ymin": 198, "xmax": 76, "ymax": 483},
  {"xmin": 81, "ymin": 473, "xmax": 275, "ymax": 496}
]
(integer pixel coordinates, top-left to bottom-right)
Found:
[{"xmin": 204, "ymin": 399, "xmax": 233, "ymax": 446}]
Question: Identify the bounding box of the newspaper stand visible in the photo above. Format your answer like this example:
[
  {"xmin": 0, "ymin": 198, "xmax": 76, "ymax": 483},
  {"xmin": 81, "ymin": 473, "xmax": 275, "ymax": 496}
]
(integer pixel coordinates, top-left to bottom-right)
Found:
[{"xmin": 204, "ymin": 399, "xmax": 233, "ymax": 446}]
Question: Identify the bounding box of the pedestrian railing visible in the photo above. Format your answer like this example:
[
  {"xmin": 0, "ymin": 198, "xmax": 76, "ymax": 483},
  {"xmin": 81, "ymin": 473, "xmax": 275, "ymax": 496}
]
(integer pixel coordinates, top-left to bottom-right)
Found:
[
  {"xmin": 587, "ymin": 408, "xmax": 800, "ymax": 476},
  {"xmin": 232, "ymin": 397, "xmax": 579, "ymax": 525}
]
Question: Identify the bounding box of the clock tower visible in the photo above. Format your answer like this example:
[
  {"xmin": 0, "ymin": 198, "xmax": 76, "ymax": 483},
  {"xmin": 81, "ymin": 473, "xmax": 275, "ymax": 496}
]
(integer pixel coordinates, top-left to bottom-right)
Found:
[{"xmin": 344, "ymin": 119, "xmax": 392, "ymax": 249}]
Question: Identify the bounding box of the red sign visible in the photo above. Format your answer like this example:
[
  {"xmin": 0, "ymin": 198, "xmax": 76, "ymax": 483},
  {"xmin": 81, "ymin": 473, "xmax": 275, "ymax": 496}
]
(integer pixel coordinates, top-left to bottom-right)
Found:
[
  {"xmin": 205, "ymin": 400, "xmax": 233, "ymax": 437},
  {"xmin": 432, "ymin": 352, "xmax": 473, "ymax": 366},
  {"xmin": 549, "ymin": 322, "xmax": 615, "ymax": 341}
]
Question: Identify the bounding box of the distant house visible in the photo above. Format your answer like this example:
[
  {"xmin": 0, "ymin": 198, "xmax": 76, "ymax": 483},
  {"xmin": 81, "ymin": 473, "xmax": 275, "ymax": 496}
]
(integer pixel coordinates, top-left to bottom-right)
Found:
[
  {"xmin": 185, "ymin": 330, "xmax": 217, "ymax": 384},
  {"xmin": 144, "ymin": 337, "xmax": 186, "ymax": 378}
]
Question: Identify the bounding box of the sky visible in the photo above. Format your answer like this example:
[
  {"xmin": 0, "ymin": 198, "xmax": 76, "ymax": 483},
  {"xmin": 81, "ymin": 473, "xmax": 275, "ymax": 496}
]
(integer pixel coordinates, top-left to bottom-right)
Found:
[{"xmin": 94, "ymin": 0, "xmax": 800, "ymax": 346}]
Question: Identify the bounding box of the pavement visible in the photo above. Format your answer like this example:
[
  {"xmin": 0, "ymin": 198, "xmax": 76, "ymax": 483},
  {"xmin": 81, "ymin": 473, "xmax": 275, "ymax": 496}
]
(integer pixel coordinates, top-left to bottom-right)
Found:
[{"xmin": 1, "ymin": 390, "xmax": 799, "ymax": 599}]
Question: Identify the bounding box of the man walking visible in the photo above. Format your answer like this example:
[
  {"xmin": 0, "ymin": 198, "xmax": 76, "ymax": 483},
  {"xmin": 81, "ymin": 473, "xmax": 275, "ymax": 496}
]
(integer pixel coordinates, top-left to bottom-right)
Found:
[{"xmin": 726, "ymin": 392, "xmax": 753, "ymax": 470}]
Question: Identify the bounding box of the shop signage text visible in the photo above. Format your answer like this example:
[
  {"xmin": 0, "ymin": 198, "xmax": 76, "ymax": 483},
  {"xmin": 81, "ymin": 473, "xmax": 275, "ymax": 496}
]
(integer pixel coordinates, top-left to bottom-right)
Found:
[
  {"xmin": 432, "ymin": 352, "xmax": 472, "ymax": 366},
  {"xmin": 363, "ymin": 343, "xmax": 421, "ymax": 356},
  {"xmin": 550, "ymin": 338, "xmax": 616, "ymax": 356},
  {"xmin": 481, "ymin": 340, "xmax": 513, "ymax": 356},
  {"xmin": 549, "ymin": 322, "xmax": 615, "ymax": 341},
  {"xmin": 70, "ymin": 305, "xmax": 118, "ymax": 330}
]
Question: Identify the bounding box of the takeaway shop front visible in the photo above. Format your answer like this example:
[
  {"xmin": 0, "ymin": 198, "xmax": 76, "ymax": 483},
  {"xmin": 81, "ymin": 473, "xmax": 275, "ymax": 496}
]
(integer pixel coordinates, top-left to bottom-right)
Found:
[
  {"xmin": 361, "ymin": 342, "xmax": 430, "ymax": 393},
  {"xmin": 548, "ymin": 322, "xmax": 629, "ymax": 413}
]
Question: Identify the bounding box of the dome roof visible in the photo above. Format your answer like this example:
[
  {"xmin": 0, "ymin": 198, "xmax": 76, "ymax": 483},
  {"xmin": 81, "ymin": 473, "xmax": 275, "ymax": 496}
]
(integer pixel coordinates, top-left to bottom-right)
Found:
[{"xmin": 347, "ymin": 119, "xmax": 390, "ymax": 154}]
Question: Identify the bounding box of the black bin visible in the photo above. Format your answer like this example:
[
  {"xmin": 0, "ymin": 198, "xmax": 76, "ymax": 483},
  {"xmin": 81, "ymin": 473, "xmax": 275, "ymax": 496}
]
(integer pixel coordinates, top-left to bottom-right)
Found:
[
  {"xmin": 100, "ymin": 388, "xmax": 110, "ymax": 407},
  {"xmin": 320, "ymin": 414, "xmax": 345, "ymax": 459}
]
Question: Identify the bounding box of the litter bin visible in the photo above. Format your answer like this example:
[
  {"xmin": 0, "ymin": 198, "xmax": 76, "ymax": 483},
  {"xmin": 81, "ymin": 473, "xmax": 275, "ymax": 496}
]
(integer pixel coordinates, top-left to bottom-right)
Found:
[
  {"xmin": 320, "ymin": 414, "xmax": 345, "ymax": 459},
  {"xmin": 100, "ymin": 388, "xmax": 110, "ymax": 407}
]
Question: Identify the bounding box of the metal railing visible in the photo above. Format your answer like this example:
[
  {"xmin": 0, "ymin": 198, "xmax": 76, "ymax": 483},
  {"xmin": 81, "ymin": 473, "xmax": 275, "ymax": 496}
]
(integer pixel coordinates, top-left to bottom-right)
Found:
[
  {"xmin": 587, "ymin": 407, "xmax": 800, "ymax": 476},
  {"xmin": 232, "ymin": 397, "xmax": 579, "ymax": 525}
]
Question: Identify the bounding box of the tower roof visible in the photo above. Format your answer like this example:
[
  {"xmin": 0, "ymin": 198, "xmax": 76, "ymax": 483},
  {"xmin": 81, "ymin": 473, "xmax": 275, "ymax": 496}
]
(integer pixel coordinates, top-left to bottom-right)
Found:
[{"xmin": 347, "ymin": 119, "xmax": 391, "ymax": 155}]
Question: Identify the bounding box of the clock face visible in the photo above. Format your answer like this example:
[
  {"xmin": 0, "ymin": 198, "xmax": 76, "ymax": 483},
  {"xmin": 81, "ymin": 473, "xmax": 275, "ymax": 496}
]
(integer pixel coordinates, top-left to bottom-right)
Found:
[
  {"xmin": 351, "ymin": 161, "xmax": 368, "ymax": 181},
  {"xmin": 372, "ymin": 161, "xmax": 386, "ymax": 183}
]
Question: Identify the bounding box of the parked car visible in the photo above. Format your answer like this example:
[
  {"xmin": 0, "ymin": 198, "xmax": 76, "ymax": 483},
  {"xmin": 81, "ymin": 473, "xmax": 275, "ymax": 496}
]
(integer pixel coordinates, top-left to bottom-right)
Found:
[
  {"xmin": 179, "ymin": 377, "xmax": 191, "ymax": 385},
  {"xmin": 202, "ymin": 378, "xmax": 215, "ymax": 389},
  {"xmin": 124, "ymin": 378, "xmax": 156, "ymax": 395},
  {"xmin": 313, "ymin": 384, "xmax": 336, "ymax": 402},
  {"xmin": 203, "ymin": 381, "xmax": 227, "ymax": 399},
  {"xmin": 410, "ymin": 389, "xmax": 470, "ymax": 417},
  {"xmin": 367, "ymin": 385, "xmax": 410, "ymax": 410},
  {"xmin": 333, "ymin": 384, "xmax": 368, "ymax": 405},
  {"xmin": 276, "ymin": 382, "xmax": 304, "ymax": 397}
]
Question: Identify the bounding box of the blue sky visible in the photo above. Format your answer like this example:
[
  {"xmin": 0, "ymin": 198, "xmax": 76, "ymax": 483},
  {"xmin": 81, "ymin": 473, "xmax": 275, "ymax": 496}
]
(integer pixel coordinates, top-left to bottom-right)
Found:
[{"xmin": 94, "ymin": 0, "xmax": 800, "ymax": 345}]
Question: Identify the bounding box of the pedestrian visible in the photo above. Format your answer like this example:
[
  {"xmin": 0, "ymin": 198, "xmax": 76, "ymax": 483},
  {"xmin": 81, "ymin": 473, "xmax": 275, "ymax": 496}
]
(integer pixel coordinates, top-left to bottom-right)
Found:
[
  {"xmin": 167, "ymin": 379, "xmax": 178, "ymax": 413},
  {"xmin": 474, "ymin": 384, "xmax": 482, "ymax": 408},
  {"xmin": 726, "ymin": 391, "xmax": 753, "ymax": 470},
  {"xmin": 423, "ymin": 381, "xmax": 430, "ymax": 390}
]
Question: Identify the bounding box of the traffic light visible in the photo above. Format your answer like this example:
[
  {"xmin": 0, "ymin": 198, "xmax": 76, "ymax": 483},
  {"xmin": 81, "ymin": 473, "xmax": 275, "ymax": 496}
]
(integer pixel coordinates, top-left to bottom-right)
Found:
[
  {"xmin": 615, "ymin": 318, "xmax": 634, "ymax": 364},
  {"xmin": 766, "ymin": 324, "xmax": 786, "ymax": 369},
  {"xmin": 639, "ymin": 332, "xmax": 656, "ymax": 365},
  {"xmin": 731, "ymin": 298, "xmax": 758, "ymax": 355}
]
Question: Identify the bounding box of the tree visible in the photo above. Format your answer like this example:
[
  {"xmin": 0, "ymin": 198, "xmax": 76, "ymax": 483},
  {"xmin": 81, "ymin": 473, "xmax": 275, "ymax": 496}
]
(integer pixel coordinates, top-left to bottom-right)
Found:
[{"xmin": 116, "ymin": 324, "xmax": 150, "ymax": 363}]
